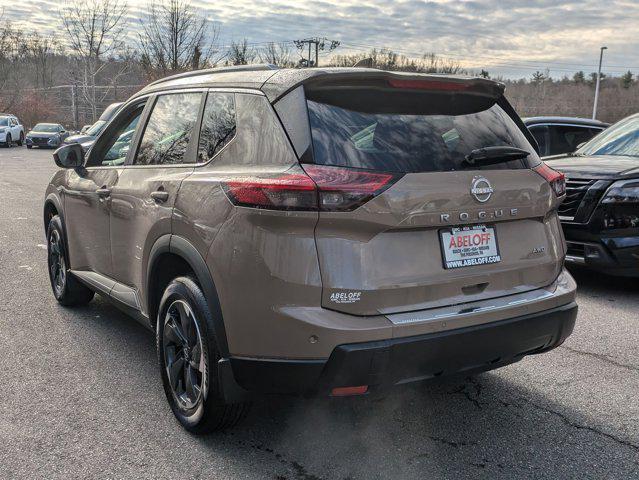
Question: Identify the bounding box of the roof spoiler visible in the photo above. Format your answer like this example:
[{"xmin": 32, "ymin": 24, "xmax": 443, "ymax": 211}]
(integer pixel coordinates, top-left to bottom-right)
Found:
[
  {"xmin": 303, "ymin": 72, "xmax": 505, "ymax": 99},
  {"xmin": 265, "ymin": 69, "xmax": 505, "ymax": 105}
]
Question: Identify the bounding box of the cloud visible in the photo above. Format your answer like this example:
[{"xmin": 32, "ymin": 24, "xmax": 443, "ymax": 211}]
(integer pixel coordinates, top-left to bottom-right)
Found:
[{"xmin": 4, "ymin": 0, "xmax": 639, "ymax": 78}]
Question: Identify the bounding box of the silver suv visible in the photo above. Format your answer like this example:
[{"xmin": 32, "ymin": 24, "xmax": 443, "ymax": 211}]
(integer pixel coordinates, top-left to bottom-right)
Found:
[{"xmin": 44, "ymin": 66, "xmax": 578, "ymax": 433}]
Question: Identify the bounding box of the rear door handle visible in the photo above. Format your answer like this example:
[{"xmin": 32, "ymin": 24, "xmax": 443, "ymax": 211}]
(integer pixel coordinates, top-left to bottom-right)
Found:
[
  {"xmin": 150, "ymin": 190, "xmax": 169, "ymax": 203},
  {"xmin": 96, "ymin": 187, "xmax": 111, "ymax": 198}
]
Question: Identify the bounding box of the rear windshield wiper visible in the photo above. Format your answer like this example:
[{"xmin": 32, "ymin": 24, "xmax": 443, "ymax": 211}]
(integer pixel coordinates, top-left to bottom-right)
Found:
[{"xmin": 462, "ymin": 146, "xmax": 530, "ymax": 168}]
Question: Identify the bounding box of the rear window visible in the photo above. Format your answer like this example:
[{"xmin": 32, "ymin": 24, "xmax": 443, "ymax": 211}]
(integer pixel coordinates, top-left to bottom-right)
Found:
[{"xmin": 307, "ymin": 99, "xmax": 537, "ymax": 173}]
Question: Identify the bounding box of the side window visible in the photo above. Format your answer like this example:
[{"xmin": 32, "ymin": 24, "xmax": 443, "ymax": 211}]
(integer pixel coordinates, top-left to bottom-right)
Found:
[
  {"xmin": 197, "ymin": 92, "xmax": 236, "ymax": 162},
  {"xmin": 220, "ymin": 93, "xmax": 297, "ymax": 167},
  {"xmin": 528, "ymin": 125, "xmax": 548, "ymax": 156},
  {"xmin": 86, "ymin": 104, "xmax": 145, "ymax": 167},
  {"xmin": 548, "ymin": 125, "xmax": 596, "ymax": 155},
  {"xmin": 135, "ymin": 93, "xmax": 202, "ymax": 166}
]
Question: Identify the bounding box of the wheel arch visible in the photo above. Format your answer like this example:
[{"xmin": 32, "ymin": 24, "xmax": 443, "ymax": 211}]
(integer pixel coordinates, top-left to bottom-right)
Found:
[
  {"xmin": 146, "ymin": 234, "xmax": 230, "ymax": 358},
  {"xmin": 43, "ymin": 194, "xmax": 63, "ymax": 232},
  {"xmin": 43, "ymin": 193, "xmax": 71, "ymax": 261}
]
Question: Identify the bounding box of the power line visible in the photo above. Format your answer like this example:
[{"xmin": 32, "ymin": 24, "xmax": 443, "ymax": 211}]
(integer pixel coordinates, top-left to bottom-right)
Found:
[{"xmin": 293, "ymin": 37, "xmax": 340, "ymax": 67}]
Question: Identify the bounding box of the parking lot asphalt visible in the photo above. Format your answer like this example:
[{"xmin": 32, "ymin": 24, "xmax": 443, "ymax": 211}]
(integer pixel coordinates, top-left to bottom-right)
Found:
[{"xmin": 0, "ymin": 147, "xmax": 637, "ymax": 480}]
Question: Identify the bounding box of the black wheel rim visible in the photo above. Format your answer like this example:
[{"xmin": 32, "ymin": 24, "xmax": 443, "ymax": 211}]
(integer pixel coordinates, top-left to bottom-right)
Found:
[
  {"xmin": 48, "ymin": 229, "xmax": 66, "ymax": 296},
  {"xmin": 163, "ymin": 300, "xmax": 207, "ymax": 411}
]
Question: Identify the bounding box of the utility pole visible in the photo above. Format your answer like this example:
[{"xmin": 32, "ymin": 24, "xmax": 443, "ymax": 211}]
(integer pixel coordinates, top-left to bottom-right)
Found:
[
  {"xmin": 71, "ymin": 84, "xmax": 79, "ymax": 130},
  {"xmin": 294, "ymin": 38, "xmax": 340, "ymax": 67},
  {"xmin": 593, "ymin": 46, "xmax": 607, "ymax": 120}
]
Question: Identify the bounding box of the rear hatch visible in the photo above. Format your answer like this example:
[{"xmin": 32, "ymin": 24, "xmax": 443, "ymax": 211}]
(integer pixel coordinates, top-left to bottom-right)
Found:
[{"xmin": 303, "ymin": 77, "xmax": 565, "ymax": 315}]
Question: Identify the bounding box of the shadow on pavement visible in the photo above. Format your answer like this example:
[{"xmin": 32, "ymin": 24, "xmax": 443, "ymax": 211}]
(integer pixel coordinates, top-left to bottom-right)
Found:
[
  {"xmin": 568, "ymin": 264, "xmax": 639, "ymax": 295},
  {"xmin": 62, "ymin": 290, "xmax": 638, "ymax": 480}
]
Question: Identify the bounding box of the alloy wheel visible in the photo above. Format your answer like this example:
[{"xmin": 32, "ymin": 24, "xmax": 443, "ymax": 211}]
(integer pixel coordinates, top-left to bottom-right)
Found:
[
  {"xmin": 163, "ymin": 300, "xmax": 207, "ymax": 411},
  {"xmin": 48, "ymin": 229, "xmax": 66, "ymax": 296}
]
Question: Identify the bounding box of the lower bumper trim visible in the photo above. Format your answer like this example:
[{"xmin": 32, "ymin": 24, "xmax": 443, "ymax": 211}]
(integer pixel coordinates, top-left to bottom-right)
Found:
[{"xmin": 229, "ymin": 302, "xmax": 578, "ymax": 395}]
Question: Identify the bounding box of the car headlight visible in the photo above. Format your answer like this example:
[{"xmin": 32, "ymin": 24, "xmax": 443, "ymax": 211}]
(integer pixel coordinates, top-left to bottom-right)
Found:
[{"xmin": 602, "ymin": 180, "xmax": 639, "ymax": 204}]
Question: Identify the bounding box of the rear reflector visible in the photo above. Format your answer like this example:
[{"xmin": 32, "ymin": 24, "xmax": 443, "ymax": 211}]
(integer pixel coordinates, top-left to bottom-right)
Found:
[
  {"xmin": 533, "ymin": 163, "xmax": 566, "ymax": 197},
  {"xmin": 221, "ymin": 165, "xmax": 401, "ymax": 212},
  {"xmin": 330, "ymin": 385, "xmax": 369, "ymax": 397}
]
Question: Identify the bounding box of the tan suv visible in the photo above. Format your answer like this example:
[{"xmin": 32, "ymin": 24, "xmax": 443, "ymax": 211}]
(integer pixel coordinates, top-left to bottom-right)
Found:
[{"xmin": 44, "ymin": 66, "xmax": 578, "ymax": 433}]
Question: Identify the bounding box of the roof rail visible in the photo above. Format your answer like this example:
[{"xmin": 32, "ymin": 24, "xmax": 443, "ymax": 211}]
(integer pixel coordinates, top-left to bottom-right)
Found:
[{"xmin": 146, "ymin": 64, "xmax": 280, "ymax": 88}]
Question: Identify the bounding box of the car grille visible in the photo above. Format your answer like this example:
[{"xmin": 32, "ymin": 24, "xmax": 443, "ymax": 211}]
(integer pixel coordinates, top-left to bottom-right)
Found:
[
  {"xmin": 558, "ymin": 179, "xmax": 596, "ymax": 219},
  {"xmin": 32, "ymin": 137, "xmax": 50, "ymax": 145}
]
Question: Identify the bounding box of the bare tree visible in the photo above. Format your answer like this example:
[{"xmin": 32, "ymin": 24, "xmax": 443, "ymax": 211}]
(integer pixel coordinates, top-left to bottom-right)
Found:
[
  {"xmin": 0, "ymin": 20, "xmax": 28, "ymax": 110},
  {"xmin": 227, "ymin": 39, "xmax": 256, "ymax": 66},
  {"xmin": 259, "ymin": 42, "xmax": 294, "ymax": 67},
  {"xmin": 25, "ymin": 33, "xmax": 64, "ymax": 89},
  {"xmin": 138, "ymin": 0, "xmax": 218, "ymax": 78},
  {"xmin": 60, "ymin": 0, "xmax": 128, "ymax": 121}
]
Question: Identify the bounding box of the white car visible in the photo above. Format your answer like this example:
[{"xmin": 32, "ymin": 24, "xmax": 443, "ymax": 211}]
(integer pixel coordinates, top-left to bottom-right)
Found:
[{"xmin": 0, "ymin": 114, "xmax": 25, "ymax": 147}]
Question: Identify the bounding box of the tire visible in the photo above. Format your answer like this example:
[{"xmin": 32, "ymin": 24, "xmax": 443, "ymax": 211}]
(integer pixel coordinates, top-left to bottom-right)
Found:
[
  {"xmin": 5, "ymin": 133, "xmax": 11, "ymax": 147},
  {"xmin": 157, "ymin": 276, "xmax": 250, "ymax": 433},
  {"xmin": 17, "ymin": 132, "xmax": 23, "ymax": 146},
  {"xmin": 47, "ymin": 215, "xmax": 94, "ymax": 306},
  {"xmin": 26, "ymin": 145, "xmax": 32, "ymax": 149}
]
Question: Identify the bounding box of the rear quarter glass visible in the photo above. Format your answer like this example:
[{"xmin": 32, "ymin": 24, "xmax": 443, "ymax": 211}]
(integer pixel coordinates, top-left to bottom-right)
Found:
[{"xmin": 306, "ymin": 91, "xmax": 539, "ymax": 173}]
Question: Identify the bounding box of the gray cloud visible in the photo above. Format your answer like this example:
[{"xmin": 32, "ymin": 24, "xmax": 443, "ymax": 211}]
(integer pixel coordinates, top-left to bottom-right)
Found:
[{"xmin": 4, "ymin": 0, "xmax": 639, "ymax": 78}]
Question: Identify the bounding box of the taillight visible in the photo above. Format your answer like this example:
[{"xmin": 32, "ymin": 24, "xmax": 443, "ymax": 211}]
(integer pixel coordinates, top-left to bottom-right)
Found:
[
  {"xmin": 534, "ymin": 163, "xmax": 566, "ymax": 197},
  {"xmin": 303, "ymin": 165, "xmax": 401, "ymax": 211},
  {"xmin": 221, "ymin": 170, "xmax": 317, "ymax": 211},
  {"xmin": 221, "ymin": 165, "xmax": 401, "ymax": 212}
]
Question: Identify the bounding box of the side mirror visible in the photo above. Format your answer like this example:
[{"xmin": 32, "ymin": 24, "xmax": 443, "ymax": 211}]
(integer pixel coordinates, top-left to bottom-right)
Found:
[{"xmin": 53, "ymin": 143, "xmax": 85, "ymax": 168}]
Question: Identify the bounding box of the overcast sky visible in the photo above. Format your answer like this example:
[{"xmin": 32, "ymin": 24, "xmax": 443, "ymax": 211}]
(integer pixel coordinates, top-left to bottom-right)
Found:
[{"xmin": 4, "ymin": 0, "xmax": 639, "ymax": 78}]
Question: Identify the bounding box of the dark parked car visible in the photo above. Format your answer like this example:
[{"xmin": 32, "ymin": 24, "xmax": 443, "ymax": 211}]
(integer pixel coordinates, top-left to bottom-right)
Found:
[
  {"xmin": 26, "ymin": 123, "xmax": 69, "ymax": 149},
  {"xmin": 45, "ymin": 66, "xmax": 577, "ymax": 433},
  {"xmin": 525, "ymin": 117, "xmax": 609, "ymax": 157},
  {"xmin": 546, "ymin": 113, "xmax": 639, "ymax": 276},
  {"xmin": 64, "ymin": 102, "xmax": 123, "ymax": 149}
]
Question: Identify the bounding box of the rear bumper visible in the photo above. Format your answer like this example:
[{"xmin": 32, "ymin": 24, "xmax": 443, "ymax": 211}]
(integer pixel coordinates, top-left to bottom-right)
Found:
[{"xmin": 228, "ymin": 301, "xmax": 577, "ymax": 395}]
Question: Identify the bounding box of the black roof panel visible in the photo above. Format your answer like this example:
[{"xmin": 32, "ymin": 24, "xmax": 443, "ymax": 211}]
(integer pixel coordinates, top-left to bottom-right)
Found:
[{"xmin": 134, "ymin": 65, "xmax": 505, "ymax": 103}]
